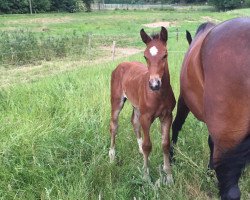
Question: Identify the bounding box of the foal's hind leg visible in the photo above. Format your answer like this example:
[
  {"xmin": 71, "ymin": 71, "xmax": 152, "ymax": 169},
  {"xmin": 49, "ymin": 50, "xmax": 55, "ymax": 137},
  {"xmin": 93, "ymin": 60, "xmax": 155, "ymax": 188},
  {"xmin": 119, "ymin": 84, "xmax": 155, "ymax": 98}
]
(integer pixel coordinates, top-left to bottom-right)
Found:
[
  {"xmin": 131, "ymin": 108, "xmax": 143, "ymax": 154},
  {"xmin": 160, "ymin": 113, "xmax": 173, "ymax": 184},
  {"xmin": 171, "ymin": 95, "xmax": 190, "ymax": 159},
  {"xmin": 109, "ymin": 93, "xmax": 126, "ymax": 162}
]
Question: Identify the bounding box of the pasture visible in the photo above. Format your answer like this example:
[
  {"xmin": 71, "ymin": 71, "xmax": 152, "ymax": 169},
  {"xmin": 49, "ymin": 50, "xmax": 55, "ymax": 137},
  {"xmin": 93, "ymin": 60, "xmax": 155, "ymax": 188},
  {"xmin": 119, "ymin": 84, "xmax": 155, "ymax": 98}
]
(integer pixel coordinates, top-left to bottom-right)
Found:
[{"xmin": 0, "ymin": 7, "xmax": 249, "ymax": 199}]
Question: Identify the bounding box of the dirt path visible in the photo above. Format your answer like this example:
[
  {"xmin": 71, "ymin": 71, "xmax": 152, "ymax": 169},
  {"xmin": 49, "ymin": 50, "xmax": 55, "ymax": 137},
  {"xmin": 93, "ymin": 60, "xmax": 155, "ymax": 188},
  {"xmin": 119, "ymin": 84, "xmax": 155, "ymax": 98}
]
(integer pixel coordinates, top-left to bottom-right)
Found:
[
  {"xmin": 143, "ymin": 21, "xmax": 178, "ymax": 28},
  {"xmin": 0, "ymin": 47, "xmax": 143, "ymax": 88}
]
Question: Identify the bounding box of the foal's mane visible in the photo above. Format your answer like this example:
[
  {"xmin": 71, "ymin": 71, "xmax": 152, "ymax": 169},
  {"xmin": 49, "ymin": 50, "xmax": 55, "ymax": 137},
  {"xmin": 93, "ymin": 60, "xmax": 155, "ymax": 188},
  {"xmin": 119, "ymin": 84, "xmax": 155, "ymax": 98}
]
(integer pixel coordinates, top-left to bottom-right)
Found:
[
  {"xmin": 150, "ymin": 33, "xmax": 160, "ymax": 40},
  {"xmin": 195, "ymin": 22, "xmax": 215, "ymax": 36}
]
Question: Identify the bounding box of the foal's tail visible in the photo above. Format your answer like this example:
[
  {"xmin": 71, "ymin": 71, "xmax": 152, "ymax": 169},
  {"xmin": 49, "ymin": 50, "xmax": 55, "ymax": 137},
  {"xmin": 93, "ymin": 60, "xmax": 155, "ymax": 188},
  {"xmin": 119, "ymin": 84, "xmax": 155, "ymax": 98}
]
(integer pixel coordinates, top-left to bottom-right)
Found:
[{"xmin": 216, "ymin": 135, "xmax": 250, "ymax": 199}]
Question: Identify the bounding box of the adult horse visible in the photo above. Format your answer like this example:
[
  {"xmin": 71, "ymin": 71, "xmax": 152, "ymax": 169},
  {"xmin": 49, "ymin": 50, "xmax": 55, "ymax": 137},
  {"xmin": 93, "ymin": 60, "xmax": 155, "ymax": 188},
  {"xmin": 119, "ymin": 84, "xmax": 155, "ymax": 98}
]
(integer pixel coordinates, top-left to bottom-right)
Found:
[
  {"xmin": 109, "ymin": 27, "xmax": 175, "ymax": 183},
  {"xmin": 172, "ymin": 18, "xmax": 250, "ymax": 200}
]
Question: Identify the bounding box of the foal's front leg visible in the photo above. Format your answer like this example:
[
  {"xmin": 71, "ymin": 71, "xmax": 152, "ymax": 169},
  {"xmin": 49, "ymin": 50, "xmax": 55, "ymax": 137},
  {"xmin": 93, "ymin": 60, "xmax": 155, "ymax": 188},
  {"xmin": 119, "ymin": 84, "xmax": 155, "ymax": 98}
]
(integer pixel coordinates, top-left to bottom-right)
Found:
[
  {"xmin": 160, "ymin": 113, "xmax": 173, "ymax": 184},
  {"xmin": 140, "ymin": 114, "xmax": 152, "ymax": 178}
]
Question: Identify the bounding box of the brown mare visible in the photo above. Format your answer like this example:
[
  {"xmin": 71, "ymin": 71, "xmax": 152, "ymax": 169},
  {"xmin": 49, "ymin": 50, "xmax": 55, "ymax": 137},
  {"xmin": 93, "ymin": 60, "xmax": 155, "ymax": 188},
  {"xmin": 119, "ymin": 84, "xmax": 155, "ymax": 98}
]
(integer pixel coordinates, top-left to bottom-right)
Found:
[
  {"xmin": 109, "ymin": 27, "xmax": 175, "ymax": 183},
  {"xmin": 171, "ymin": 18, "xmax": 250, "ymax": 200}
]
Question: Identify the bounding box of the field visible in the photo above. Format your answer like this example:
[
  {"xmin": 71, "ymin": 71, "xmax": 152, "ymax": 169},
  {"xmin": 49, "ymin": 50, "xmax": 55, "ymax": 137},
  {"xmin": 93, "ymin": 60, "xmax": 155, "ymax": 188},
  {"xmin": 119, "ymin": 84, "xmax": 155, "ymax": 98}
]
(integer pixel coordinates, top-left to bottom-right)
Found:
[{"xmin": 0, "ymin": 7, "xmax": 249, "ymax": 200}]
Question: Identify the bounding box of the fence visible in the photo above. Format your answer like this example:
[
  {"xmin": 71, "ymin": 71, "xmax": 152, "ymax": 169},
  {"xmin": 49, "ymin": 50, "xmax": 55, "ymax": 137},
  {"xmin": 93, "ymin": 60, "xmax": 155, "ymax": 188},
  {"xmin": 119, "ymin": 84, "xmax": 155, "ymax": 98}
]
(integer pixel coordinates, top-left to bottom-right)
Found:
[
  {"xmin": 0, "ymin": 29, "xmax": 196, "ymax": 68},
  {"xmin": 91, "ymin": 3, "xmax": 213, "ymax": 10},
  {"xmin": 91, "ymin": 3, "xmax": 176, "ymax": 10}
]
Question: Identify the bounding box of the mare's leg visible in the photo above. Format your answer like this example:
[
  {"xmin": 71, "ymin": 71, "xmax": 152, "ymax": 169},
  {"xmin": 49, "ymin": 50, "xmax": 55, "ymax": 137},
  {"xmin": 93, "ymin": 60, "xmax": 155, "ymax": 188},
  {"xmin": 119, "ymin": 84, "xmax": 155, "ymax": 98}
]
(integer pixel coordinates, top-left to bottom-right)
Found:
[
  {"xmin": 109, "ymin": 92, "xmax": 126, "ymax": 162},
  {"xmin": 213, "ymin": 136, "xmax": 250, "ymax": 200},
  {"xmin": 140, "ymin": 114, "xmax": 152, "ymax": 177},
  {"xmin": 208, "ymin": 135, "xmax": 214, "ymax": 170},
  {"xmin": 172, "ymin": 95, "xmax": 190, "ymax": 144},
  {"xmin": 171, "ymin": 95, "xmax": 190, "ymax": 159},
  {"xmin": 213, "ymin": 146, "xmax": 241, "ymax": 200},
  {"xmin": 131, "ymin": 108, "xmax": 143, "ymax": 154},
  {"xmin": 160, "ymin": 113, "xmax": 173, "ymax": 184}
]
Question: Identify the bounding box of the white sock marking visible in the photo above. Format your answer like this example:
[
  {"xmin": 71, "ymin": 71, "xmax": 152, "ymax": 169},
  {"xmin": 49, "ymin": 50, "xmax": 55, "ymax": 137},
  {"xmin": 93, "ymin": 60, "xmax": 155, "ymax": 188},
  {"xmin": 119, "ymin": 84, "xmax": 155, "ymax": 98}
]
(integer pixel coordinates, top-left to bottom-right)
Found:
[
  {"xmin": 109, "ymin": 148, "xmax": 115, "ymax": 162},
  {"xmin": 137, "ymin": 138, "xmax": 143, "ymax": 154}
]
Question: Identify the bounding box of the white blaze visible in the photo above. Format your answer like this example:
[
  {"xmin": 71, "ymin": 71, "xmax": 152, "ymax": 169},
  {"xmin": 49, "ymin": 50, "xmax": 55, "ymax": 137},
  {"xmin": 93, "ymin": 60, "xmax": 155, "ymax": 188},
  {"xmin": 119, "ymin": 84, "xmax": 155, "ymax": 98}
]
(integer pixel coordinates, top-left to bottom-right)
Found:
[{"xmin": 149, "ymin": 46, "xmax": 158, "ymax": 56}]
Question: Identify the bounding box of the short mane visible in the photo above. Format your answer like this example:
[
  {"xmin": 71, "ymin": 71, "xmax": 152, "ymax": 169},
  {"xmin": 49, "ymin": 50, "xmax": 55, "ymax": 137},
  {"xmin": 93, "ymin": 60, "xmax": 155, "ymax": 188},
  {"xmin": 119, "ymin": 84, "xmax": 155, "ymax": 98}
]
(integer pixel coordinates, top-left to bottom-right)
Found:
[{"xmin": 151, "ymin": 33, "xmax": 160, "ymax": 40}]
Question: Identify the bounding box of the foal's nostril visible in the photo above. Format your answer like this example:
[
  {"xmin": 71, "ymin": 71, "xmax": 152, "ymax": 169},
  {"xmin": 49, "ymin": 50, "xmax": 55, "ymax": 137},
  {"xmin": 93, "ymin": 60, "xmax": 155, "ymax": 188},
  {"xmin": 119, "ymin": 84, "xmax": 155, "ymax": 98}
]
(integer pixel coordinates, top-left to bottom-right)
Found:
[
  {"xmin": 156, "ymin": 80, "xmax": 161, "ymax": 86},
  {"xmin": 149, "ymin": 79, "xmax": 161, "ymax": 91}
]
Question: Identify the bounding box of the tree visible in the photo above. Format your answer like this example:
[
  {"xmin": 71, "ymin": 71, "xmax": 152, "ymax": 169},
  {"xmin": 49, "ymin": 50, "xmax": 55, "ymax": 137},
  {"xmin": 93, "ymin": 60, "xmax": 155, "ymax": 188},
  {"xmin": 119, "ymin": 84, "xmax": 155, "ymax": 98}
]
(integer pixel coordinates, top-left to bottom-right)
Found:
[
  {"xmin": 82, "ymin": 0, "xmax": 92, "ymax": 12},
  {"xmin": 50, "ymin": 0, "xmax": 78, "ymax": 12},
  {"xmin": 32, "ymin": 0, "xmax": 51, "ymax": 13},
  {"xmin": 211, "ymin": 0, "xmax": 242, "ymax": 11}
]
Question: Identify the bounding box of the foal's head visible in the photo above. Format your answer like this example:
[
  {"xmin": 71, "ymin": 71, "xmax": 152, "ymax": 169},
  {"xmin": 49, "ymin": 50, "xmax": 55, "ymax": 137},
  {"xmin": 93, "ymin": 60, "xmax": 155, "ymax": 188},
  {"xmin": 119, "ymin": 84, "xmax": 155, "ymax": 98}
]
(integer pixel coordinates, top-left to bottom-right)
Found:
[{"xmin": 140, "ymin": 27, "xmax": 168, "ymax": 91}]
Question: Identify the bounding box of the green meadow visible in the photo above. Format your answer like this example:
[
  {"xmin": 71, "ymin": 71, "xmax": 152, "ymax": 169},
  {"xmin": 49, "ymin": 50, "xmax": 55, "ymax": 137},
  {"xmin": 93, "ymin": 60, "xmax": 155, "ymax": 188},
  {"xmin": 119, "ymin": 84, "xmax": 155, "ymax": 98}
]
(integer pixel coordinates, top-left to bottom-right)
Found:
[{"xmin": 0, "ymin": 7, "xmax": 249, "ymax": 199}]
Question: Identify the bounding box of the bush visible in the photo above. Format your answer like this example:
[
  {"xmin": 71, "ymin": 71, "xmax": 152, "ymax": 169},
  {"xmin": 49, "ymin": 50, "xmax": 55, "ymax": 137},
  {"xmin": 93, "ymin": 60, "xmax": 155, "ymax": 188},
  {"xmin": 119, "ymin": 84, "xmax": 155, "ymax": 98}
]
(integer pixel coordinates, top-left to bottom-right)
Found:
[
  {"xmin": 244, "ymin": 0, "xmax": 250, "ymax": 7},
  {"xmin": 0, "ymin": 30, "xmax": 90, "ymax": 67},
  {"xmin": 0, "ymin": 0, "xmax": 83, "ymax": 14},
  {"xmin": 211, "ymin": 0, "xmax": 242, "ymax": 11},
  {"xmin": 32, "ymin": 0, "xmax": 51, "ymax": 13}
]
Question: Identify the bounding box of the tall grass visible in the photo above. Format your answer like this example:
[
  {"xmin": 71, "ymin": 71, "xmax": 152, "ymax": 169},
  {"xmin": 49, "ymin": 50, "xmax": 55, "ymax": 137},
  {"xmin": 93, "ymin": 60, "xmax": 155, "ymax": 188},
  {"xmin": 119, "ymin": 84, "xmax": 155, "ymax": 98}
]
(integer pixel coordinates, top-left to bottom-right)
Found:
[
  {"xmin": 0, "ymin": 54, "xmax": 249, "ymax": 199},
  {"xmin": 0, "ymin": 30, "xmax": 91, "ymax": 66}
]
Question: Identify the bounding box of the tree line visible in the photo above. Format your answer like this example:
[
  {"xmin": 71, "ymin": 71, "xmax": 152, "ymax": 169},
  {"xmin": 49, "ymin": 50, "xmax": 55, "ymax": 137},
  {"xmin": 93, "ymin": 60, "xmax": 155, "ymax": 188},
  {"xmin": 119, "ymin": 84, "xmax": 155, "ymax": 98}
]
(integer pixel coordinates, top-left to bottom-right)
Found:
[
  {"xmin": 0, "ymin": 0, "xmax": 92, "ymax": 14},
  {"xmin": 0, "ymin": 0, "xmax": 249, "ymax": 14}
]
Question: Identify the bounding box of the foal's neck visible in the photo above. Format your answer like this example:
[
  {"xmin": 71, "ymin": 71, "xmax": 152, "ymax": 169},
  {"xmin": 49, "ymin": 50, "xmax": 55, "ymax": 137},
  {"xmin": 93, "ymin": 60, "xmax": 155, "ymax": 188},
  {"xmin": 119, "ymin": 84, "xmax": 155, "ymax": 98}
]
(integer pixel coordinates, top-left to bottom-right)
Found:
[{"xmin": 162, "ymin": 63, "xmax": 170, "ymax": 88}]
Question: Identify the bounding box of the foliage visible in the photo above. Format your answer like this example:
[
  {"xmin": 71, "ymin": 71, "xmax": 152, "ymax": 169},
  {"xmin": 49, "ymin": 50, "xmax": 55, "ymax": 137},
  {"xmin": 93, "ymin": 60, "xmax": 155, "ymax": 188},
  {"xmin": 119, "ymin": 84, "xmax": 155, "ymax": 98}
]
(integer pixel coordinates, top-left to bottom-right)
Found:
[
  {"xmin": 244, "ymin": 0, "xmax": 250, "ymax": 7},
  {"xmin": 0, "ymin": 0, "xmax": 83, "ymax": 14},
  {"xmin": 0, "ymin": 30, "xmax": 89, "ymax": 66},
  {"xmin": 50, "ymin": 0, "xmax": 79, "ymax": 12},
  {"xmin": 83, "ymin": 0, "xmax": 92, "ymax": 12},
  {"xmin": 32, "ymin": 0, "xmax": 51, "ymax": 13},
  {"xmin": 0, "ymin": 0, "xmax": 29, "ymax": 14},
  {"xmin": 211, "ymin": 0, "xmax": 243, "ymax": 11}
]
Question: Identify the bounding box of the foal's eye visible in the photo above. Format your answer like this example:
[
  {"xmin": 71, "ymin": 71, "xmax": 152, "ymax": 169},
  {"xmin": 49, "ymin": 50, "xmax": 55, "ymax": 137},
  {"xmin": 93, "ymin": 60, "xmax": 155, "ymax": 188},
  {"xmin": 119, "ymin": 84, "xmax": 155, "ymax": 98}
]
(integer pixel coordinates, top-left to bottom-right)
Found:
[
  {"xmin": 162, "ymin": 54, "xmax": 167, "ymax": 60},
  {"xmin": 144, "ymin": 56, "xmax": 148, "ymax": 61}
]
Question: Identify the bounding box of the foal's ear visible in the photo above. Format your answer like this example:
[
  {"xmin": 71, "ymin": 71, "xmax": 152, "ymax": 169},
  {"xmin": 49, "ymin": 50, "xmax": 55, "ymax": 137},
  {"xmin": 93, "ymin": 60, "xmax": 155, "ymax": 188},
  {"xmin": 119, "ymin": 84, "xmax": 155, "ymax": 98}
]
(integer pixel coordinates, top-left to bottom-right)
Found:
[
  {"xmin": 160, "ymin": 26, "xmax": 168, "ymax": 44},
  {"xmin": 140, "ymin": 28, "xmax": 151, "ymax": 44},
  {"xmin": 186, "ymin": 30, "xmax": 192, "ymax": 45}
]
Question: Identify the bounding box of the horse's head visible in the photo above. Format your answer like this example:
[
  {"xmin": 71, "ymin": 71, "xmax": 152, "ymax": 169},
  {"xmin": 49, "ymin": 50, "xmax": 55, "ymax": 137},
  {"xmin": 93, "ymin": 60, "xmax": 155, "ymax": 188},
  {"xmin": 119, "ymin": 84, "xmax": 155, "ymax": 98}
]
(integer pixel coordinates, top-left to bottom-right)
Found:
[{"xmin": 140, "ymin": 27, "xmax": 168, "ymax": 91}]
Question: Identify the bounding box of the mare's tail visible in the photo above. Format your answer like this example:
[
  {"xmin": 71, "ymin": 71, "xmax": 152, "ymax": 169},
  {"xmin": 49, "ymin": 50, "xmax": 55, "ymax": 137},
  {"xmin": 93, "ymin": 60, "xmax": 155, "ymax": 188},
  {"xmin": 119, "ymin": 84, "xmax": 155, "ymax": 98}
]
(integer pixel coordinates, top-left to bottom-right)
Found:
[{"xmin": 215, "ymin": 135, "xmax": 250, "ymax": 200}]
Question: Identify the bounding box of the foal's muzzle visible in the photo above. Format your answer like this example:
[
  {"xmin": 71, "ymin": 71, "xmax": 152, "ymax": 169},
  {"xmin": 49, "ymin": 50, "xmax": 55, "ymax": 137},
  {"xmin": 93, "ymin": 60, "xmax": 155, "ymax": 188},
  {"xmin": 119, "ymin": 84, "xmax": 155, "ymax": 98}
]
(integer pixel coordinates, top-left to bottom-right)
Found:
[{"xmin": 149, "ymin": 78, "xmax": 161, "ymax": 91}]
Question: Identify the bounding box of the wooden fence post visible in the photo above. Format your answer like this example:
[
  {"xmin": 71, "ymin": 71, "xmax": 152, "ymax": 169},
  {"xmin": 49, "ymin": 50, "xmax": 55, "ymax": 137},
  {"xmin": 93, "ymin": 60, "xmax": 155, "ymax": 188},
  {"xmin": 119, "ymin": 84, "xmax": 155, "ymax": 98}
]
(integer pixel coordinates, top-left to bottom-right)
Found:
[
  {"xmin": 176, "ymin": 28, "xmax": 179, "ymax": 42},
  {"xmin": 112, "ymin": 41, "xmax": 116, "ymax": 61},
  {"xmin": 88, "ymin": 34, "xmax": 92, "ymax": 60}
]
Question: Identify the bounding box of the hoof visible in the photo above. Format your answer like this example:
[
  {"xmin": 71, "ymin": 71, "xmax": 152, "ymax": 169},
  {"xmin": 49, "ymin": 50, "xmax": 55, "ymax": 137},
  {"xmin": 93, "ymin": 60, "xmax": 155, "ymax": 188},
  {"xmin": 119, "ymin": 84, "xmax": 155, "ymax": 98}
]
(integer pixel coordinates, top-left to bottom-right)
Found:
[
  {"xmin": 158, "ymin": 165, "xmax": 173, "ymax": 185},
  {"xmin": 155, "ymin": 174, "xmax": 173, "ymax": 187},
  {"xmin": 221, "ymin": 185, "xmax": 241, "ymax": 200},
  {"xmin": 163, "ymin": 174, "xmax": 173, "ymax": 185},
  {"xmin": 109, "ymin": 148, "xmax": 115, "ymax": 163},
  {"xmin": 143, "ymin": 167, "xmax": 151, "ymax": 182}
]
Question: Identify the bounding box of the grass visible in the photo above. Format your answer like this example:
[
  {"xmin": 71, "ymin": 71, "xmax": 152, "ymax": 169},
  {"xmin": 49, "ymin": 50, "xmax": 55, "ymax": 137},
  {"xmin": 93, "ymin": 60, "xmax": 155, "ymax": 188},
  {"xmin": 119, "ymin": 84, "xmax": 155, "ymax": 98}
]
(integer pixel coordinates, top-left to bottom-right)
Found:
[{"xmin": 0, "ymin": 8, "xmax": 249, "ymax": 200}]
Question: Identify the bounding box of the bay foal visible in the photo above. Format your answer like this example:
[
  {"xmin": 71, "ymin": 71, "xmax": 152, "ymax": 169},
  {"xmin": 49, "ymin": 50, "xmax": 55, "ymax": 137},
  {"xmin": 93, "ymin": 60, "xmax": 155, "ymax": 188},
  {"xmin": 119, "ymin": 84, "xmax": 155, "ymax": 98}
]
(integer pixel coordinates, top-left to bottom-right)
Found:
[{"xmin": 109, "ymin": 27, "xmax": 175, "ymax": 183}]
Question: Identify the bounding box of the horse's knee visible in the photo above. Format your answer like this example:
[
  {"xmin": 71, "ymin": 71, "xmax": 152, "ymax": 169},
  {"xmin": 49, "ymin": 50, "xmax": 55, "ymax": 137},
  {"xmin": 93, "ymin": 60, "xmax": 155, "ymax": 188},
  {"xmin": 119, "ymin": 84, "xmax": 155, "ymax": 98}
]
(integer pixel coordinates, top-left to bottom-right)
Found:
[
  {"xmin": 221, "ymin": 185, "xmax": 240, "ymax": 200},
  {"xmin": 110, "ymin": 120, "xmax": 118, "ymax": 133},
  {"xmin": 162, "ymin": 141, "xmax": 170, "ymax": 154},
  {"xmin": 142, "ymin": 142, "xmax": 152, "ymax": 155}
]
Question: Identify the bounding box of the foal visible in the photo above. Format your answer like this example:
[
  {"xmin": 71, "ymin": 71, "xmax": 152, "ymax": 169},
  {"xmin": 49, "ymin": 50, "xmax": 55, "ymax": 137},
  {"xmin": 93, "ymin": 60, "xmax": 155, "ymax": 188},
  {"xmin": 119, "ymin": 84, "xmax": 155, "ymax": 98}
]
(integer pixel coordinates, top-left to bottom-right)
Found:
[{"xmin": 109, "ymin": 27, "xmax": 175, "ymax": 183}]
